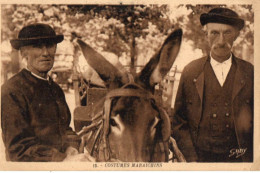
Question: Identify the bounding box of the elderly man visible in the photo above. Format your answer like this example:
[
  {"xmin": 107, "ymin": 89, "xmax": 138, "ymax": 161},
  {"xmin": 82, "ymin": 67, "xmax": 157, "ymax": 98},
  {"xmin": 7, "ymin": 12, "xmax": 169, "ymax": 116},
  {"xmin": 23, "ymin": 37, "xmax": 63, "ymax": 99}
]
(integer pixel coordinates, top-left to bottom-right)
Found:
[
  {"xmin": 172, "ymin": 8, "xmax": 253, "ymax": 162},
  {"xmin": 1, "ymin": 23, "xmax": 82, "ymax": 161}
]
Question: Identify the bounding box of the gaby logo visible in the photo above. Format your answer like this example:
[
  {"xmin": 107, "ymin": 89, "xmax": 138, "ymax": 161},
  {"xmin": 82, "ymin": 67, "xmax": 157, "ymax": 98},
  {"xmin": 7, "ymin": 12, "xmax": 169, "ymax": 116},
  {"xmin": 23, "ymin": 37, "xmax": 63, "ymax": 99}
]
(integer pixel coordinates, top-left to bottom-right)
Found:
[{"xmin": 229, "ymin": 148, "xmax": 247, "ymax": 158}]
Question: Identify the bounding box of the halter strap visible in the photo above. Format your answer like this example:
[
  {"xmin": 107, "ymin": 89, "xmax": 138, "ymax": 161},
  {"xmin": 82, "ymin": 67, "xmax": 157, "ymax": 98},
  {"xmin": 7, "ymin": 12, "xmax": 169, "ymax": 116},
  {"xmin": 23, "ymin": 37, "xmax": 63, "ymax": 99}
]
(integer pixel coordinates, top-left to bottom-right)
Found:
[
  {"xmin": 106, "ymin": 88, "xmax": 155, "ymax": 100},
  {"xmin": 106, "ymin": 82, "xmax": 155, "ymax": 100},
  {"xmin": 82, "ymin": 82, "xmax": 168, "ymax": 162},
  {"xmin": 103, "ymin": 86, "xmax": 155, "ymax": 138},
  {"xmin": 101, "ymin": 83, "xmax": 156, "ymax": 161}
]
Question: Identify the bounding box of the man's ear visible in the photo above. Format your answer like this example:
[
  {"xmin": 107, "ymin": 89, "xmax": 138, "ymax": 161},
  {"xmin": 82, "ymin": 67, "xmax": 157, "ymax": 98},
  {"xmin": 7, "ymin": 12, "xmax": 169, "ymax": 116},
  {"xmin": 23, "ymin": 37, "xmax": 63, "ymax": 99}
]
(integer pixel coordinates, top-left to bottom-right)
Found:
[
  {"xmin": 203, "ymin": 25, "xmax": 208, "ymax": 36},
  {"xmin": 234, "ymin": 30, "xmax": 240, "ymax": 41},
  {"xmin": 20, "ymin": 47, "xmax": 28, "ymax": 59}
]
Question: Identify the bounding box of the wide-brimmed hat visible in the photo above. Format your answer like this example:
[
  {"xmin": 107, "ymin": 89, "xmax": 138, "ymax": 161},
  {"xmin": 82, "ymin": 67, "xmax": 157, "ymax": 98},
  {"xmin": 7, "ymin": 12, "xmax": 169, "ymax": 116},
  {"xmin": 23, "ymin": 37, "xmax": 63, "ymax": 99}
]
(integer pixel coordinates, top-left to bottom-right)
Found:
[
  {"xmin": 10, "ymin": 23, "xmax": 64, "ymax": 50},
  {"xmin": 200, "ymin": 7, "xmax": 245, "ymax": 30}
]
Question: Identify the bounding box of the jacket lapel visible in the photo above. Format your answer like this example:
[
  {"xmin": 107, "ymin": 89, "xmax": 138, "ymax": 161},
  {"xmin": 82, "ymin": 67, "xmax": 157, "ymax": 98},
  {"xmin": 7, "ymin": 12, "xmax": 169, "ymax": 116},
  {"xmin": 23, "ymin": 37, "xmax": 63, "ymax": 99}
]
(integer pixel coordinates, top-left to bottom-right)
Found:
[
  {"xmin": 193, "ymin": 57, "xmax": 207, "ymax": 127},
  {"xmin": 232, "ymin": 57, "xmax": 246, "ymax": 101},
  {"xmin": 194, "ymin": 57, "xmax": 208, "ymax": 104},
  {"xmin": 195, "ymin": 72, "xmax": 204, "ymax": 105},
  {"xmin": 194, "ymin": 55, "xmax": 245, "ymax": 102}
]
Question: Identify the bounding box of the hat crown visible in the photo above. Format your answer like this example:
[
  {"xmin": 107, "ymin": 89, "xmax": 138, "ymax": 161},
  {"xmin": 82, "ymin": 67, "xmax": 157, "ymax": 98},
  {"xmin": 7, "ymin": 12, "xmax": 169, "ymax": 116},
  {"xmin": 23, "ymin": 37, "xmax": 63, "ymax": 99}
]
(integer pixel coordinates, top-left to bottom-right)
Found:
[
  {"xmin": 18, "ymin": 23, "xmax": 56, "ymax": 39},
  {"xmin": 10, "ymin": 23, "xmax": 64, "ymax": 50},
  {"xmin": 200, "ymin": 7, "xmax": 244, "ymax": 30},
  {"xmin": 208, "ymin": 8, "xmax": 239, "ymax": 18}
]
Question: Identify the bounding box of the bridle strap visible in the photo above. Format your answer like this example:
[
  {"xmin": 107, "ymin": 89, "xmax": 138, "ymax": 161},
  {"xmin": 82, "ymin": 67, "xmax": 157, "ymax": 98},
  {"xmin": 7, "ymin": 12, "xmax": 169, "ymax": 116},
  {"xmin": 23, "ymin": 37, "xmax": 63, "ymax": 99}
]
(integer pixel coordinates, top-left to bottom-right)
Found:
[
  {"xmin": 100, "ymin": 84, "xmax": 156, "ymax": 161},
  {"xmin": 105, "ymin": 88, "xmax": 155, "ymax": 100},
  {"xmin": 103, "ymin": 98, "xmax": 112, "ymax": 137},
  {"xmin": 101, "ymin": 98, "xmax": 112, "ymax": 161},
  {"xmin": 105, "ymin": 82, "xmax": 155, "ymax": 100},
  {"xmin": 96, "ymin": 82, "xmax": 165, "ymax": 161}
]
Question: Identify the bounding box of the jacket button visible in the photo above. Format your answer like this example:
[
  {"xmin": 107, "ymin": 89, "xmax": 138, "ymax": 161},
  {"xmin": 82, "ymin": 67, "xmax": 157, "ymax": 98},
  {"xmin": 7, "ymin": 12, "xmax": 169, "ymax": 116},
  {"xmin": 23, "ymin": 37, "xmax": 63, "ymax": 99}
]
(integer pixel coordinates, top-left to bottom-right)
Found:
[
  {"xmin": 212, "ymin": 114, "xmax": 217, "ymax": 118},
  {"xmin": 225, "ymin": 102, "xmax": 229, "ymax": 106},
  {"xmin": 186, "ymin": 100, "xmax": 192, "ymax": 104},
  {"xmin": 193, "ymin": 79, "xmax": 197, "ymax": 83},
  {"xmin": 226, "ymin": 124, "xmax": 230, "ymax": 128},
  {"xmin": 246, "ymin": 99, "xmax": 250, "ymax": 104},
  {"xmin": 225, "ymin": 113, "xmax": 230, "ymax": 117}
]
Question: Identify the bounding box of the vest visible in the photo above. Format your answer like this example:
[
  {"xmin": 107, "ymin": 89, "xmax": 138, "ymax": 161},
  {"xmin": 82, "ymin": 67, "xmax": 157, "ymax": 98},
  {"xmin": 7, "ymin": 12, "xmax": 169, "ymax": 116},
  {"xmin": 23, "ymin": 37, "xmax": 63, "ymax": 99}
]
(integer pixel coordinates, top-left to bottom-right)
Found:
[{"xmin": 196, "ymin": 59, "xmax": 238, "ymax": 154}]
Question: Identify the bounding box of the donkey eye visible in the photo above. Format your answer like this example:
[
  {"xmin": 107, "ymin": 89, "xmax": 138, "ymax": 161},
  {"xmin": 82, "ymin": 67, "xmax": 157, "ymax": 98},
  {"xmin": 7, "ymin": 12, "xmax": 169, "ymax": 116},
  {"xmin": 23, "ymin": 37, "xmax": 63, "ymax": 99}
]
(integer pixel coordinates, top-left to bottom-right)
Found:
[
  {"xmin": 109, "ymin": 114, "xmax": 124, "ymax": 134},
  {"xmin": 110, "ymin": 118, "xmax": 118, "ymax": 127}
]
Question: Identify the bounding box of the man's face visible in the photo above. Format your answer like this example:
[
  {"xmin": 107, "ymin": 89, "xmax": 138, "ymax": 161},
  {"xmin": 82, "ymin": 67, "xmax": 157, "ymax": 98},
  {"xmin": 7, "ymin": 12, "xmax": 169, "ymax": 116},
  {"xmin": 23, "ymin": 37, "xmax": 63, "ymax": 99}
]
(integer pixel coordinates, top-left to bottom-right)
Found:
[
  {"xmin": 205, "ymin": 23, "xmax": 239, "ymax": 60},
  {"xmin": 21, "ymin": 43, "xmax": 57, "ymax": 77}
]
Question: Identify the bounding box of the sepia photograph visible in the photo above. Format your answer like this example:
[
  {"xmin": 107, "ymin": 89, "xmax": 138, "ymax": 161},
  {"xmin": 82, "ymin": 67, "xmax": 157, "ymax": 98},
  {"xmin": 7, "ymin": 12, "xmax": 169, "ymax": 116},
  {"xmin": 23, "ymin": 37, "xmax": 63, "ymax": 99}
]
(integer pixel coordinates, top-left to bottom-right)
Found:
[{"xmin": 0, "ymin": 0, "xmax": 259, "ymax": 171}]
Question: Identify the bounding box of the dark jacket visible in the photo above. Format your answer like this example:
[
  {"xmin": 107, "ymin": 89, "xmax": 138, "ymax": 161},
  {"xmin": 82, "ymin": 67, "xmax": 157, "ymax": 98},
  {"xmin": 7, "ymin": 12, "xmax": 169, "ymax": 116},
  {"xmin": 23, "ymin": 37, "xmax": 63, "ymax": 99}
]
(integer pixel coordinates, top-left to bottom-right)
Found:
[
  {"xmin": 1, "ymin": 69, "xmax": 80, "ymax": 161},
  {"xmin": 172, "ymin": 55, "xmax": 253, "ymax": 162}
]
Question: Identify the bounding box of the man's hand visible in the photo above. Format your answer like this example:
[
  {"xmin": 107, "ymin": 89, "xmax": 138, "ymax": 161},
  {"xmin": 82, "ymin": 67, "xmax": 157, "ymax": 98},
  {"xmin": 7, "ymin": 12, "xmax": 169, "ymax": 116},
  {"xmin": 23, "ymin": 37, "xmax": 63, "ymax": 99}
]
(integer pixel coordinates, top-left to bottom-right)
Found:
[
  {"xmin": 65, "ymin": 146, "xmax": 79, "ymax": 155},
  {"xmin": 63, "ymin": 148, "xmax": 95, "ymax": 162}
]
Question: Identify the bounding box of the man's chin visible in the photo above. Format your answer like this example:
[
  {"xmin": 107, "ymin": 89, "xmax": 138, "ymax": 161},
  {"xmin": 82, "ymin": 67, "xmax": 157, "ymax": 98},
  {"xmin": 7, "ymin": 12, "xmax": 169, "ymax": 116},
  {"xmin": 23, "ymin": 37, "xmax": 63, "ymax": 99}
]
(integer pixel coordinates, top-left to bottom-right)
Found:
[
  {"xmin": 39, "ymin": 68, "xmax": 52, "ymax": 74},
  {"xmin": 212, "ymin": 50, "xmax": 231, "ymax": 58}
]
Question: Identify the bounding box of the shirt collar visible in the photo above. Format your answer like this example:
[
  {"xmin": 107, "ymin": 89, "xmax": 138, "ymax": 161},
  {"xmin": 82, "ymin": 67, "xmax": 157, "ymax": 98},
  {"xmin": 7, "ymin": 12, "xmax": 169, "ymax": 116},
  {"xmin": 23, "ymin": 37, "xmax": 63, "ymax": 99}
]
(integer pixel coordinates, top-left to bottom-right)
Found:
[
  {"xmin": 210, "ymin": 53, "xmax": 232, "ymax": 67},
  {"xmin": 25, "ymin": 68, "xmax": 50, "ymax": 81}
]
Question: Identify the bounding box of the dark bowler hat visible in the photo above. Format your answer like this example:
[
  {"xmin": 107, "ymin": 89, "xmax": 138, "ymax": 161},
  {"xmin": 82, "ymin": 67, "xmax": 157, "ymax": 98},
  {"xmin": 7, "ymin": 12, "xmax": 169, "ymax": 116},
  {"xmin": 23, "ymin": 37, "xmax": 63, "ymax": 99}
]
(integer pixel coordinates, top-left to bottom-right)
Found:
[
  {"xmin": 10, "ymin": 23, "xmax": 64, "ymax": 50},
  {"xmin": 200, "ymin": 7, "xmax": 245, "ymax": 30}
]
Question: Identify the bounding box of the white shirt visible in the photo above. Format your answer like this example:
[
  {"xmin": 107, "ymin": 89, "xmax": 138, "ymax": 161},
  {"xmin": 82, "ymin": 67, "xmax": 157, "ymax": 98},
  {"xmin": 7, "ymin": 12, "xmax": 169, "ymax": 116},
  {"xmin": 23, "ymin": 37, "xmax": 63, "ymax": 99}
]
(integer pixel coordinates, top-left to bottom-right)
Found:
[{"xmin": 210, "ymin": 54, "xmax": 232, "ymax": 87}]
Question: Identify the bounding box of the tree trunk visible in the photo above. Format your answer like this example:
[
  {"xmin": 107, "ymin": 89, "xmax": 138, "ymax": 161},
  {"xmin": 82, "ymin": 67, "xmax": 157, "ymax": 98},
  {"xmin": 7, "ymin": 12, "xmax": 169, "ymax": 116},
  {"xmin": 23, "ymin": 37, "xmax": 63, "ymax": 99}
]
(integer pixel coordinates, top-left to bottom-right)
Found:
[
  {"xmin": 72, "ymin": 43, "xmax": 81, "ymax": 107},
  {"xmin": 130, "ymin": 33, "xmax": 136, "ymax": 75}
]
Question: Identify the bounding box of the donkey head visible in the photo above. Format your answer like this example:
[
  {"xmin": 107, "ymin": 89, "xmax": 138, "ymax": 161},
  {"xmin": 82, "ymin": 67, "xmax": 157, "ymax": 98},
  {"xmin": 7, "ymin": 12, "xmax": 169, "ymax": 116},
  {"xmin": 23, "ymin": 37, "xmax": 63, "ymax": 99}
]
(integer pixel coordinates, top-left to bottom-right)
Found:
[{"xmin": 77, "ymin": 28, "xmax": 182, "ymax": 162}]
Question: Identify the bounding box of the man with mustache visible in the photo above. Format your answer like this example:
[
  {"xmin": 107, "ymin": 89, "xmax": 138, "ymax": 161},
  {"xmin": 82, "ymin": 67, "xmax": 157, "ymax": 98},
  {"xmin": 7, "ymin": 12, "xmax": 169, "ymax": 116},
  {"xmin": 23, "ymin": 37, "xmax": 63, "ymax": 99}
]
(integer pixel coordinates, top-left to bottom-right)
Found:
[
  {"xmin": 1, "ymin": 24, "xmax": 84, "ymax": 161},
  {"xmin": 172, "ymin": 7, "xmax": 253, "ymax": 162}
]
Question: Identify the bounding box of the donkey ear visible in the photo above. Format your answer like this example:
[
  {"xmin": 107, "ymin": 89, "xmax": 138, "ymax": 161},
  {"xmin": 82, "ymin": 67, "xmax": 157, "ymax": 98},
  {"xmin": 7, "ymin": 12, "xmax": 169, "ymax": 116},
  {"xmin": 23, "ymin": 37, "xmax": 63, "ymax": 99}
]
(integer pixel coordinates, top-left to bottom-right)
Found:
[
  {"xmin": 77, "ymin": 39, "xmax": 129, "ymax": 89},
  {"xmin": 138, "ymin": 29, "xmax": 182, "ymax": 88}
]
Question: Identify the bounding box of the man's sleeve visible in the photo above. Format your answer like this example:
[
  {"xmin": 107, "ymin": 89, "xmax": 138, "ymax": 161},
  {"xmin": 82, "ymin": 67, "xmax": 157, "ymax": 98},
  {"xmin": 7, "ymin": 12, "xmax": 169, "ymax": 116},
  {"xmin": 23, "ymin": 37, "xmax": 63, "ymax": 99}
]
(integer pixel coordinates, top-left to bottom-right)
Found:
[
  {"xmin": 63, "ymin": 126, "xmax": 81, "ymax": 152},
  {"xmin": 1, "ymin": 88, "xmax": 67, "ymax": 161},
  {"xmin": 171, "ymin": 69, "xmax": 198, "ymax": 162}
]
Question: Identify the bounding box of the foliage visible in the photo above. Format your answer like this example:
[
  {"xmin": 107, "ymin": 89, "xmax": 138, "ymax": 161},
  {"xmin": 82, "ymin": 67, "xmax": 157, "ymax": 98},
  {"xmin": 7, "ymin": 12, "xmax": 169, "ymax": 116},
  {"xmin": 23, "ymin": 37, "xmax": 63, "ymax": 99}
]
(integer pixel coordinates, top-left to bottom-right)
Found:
[
  {"xmin": 1, "ymin": 5, "xmax": 176, "ymax": 73},
  {"xmin": 66, "ymin": 5, "xmax": 174, "ymax": 72},
  {"xmin": 1, "ymin": 4, "xmax": 254, "ymax": 72}
]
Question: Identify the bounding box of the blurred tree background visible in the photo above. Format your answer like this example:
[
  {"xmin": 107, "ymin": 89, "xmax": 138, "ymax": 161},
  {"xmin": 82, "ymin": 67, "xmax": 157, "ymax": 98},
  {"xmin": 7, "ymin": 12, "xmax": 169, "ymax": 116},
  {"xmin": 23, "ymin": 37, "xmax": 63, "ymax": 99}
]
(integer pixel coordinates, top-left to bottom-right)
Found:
[{"xmin": 1, "ymin": 4, "xmax": 254, "ymax": 84}]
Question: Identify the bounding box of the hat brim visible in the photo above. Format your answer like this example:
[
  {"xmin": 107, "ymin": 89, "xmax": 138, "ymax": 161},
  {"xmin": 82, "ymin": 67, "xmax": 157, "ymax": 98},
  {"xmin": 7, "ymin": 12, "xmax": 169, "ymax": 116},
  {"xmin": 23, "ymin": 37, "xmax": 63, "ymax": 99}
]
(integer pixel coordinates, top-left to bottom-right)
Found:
[
  {"xmin": 10, "ymin": 35, "xmax": 64, "ymax": 50},
  {"xmin": 200, "ymin": 13, "xmax": 245, "ymax": 30}
]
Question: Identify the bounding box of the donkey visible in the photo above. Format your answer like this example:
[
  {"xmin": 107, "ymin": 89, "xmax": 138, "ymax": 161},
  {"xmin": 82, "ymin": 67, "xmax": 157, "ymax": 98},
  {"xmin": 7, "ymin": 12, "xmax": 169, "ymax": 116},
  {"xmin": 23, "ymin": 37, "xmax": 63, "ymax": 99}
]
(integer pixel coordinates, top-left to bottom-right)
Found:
[{"xmin": 76, "ymin": 28, "xmax": 185, "ymax": 162}]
